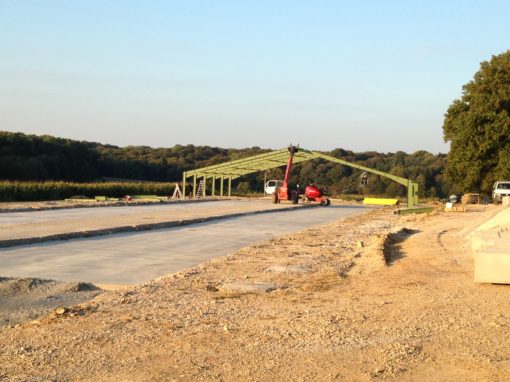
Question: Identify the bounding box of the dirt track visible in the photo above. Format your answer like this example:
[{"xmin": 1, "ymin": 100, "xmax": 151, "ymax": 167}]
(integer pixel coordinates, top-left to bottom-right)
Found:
[{"xmin": 1, "ymin": 205, "xmax": 509, "ymax": 381}]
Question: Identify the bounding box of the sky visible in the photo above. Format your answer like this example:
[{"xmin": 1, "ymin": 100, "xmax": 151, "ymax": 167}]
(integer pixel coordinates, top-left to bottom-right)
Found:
[{"xmin": 1, "ymin": 1, "xmax": 509, "ymax": 154}]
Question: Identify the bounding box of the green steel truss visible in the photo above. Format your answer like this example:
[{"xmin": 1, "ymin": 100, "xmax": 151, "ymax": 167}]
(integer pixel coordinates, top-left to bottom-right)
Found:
[{"xmin": 182, "ymin": 148, "xmax": 419, "ymax": 207}]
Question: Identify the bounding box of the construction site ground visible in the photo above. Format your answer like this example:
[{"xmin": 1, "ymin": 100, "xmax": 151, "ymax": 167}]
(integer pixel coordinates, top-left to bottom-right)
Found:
[
  {"xmin": 1, "ymin": 201, "xmax": 509, "ymax": 381},
  {"xmin": 0, "ymin": 199, "xmax": 307, "ymax": 243},
  {"xmin": 0, "ymin": 203, "xmax": 368, "ymax": 285}
]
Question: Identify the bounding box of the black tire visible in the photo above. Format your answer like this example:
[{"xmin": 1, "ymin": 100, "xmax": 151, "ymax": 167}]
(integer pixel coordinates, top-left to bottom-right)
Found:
[
  {"xmin": 291, "ymin": 190, "xmax": 299, "ymax": 204},
  {"xmin": 325, "ymin": 198, "xmax": 331, "ymax": 206},
  {"xmin": 320, "ymin": 199, "xmax": 327, "ymax": 206},
  {"xmin": 272, "ymin": 192, "xmax": 278, "ymax": 204}
]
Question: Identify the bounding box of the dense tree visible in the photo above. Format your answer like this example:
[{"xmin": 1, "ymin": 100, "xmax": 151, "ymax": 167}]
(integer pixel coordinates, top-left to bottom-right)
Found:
[
  {"xmin": 0, "ymin": 131, "xmax": 448, "ymax": 198},
  {"xmin": 443, "ymin": 50, "xmax": 510, "ymax": 192}
]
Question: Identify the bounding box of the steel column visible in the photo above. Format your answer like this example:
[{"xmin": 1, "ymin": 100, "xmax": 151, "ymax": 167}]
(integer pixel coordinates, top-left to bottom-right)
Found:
[
  {"xmin": 407, "ymin": 180, "xmax": 414, "ymax": 208},
  {"xmin": 182, "ymin": 172, "xmax": 186, "ymax": 199}
]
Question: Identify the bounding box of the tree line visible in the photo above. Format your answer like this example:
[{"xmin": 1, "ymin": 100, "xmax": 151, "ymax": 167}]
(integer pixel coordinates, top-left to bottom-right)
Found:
[
  {"xmin": 3, "ymin": 50, "xmax": 510, "ymax": 201},
  {"xmin": 0, "ymin": 131, "xmax": 450, "ymax": 198}
]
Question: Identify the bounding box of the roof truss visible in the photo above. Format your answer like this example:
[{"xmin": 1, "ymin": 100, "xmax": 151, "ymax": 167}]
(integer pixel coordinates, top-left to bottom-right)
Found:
[{"xmin": 182, "ymin": 147, "xmax": 419, "ymax": 207}]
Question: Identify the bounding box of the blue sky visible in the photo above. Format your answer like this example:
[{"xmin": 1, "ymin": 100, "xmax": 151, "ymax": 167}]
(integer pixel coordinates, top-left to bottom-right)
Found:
[{"xmin": 1, "ymin": 1, "xmax": 509, "ymax": 153}]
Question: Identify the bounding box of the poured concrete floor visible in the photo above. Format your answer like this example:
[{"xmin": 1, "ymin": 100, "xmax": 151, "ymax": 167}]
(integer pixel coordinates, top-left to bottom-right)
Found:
[
  {"xmin": 0, "ymin": 205, "xmax": 369, "ymax": 285},
  {"xmin": 0, "ymin": 199, "xmax": 302, "ymax": 241}
]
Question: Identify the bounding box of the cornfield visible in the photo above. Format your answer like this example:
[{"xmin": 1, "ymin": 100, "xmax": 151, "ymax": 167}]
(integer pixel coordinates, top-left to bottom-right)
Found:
[{"xmin": 0, "ymin": 181, "xmax": 176, "ymax": 202}]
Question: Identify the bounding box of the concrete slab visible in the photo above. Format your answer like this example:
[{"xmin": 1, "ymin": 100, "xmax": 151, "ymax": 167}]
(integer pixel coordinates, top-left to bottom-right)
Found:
[
  {"xmin": 0, "ymin": 205, "xmax": 370, "ymax": 285},
  {"xmin": 472, "ymin": 207, "xmax": 510, "ymax": 232},
  {"xmin": 0, "ymin": 199, "xmax": 306, "ymax": 243}
]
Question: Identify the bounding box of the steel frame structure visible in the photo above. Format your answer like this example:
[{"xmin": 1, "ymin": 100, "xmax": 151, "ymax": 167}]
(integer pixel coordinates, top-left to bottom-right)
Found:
[{"xmin": 182, "ymin": 148, "xmax": 419, "ymax": 208}]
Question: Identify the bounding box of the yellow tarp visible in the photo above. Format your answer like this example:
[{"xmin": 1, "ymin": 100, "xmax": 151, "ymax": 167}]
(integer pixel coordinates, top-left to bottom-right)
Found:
[{"xmin": 363, "ymin": 198, "xmax": 399, "ymax": 206}]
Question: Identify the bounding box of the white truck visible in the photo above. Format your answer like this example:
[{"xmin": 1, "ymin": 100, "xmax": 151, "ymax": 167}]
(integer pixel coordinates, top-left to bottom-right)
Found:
[
  {"xmin": 492, "ymin": 180, "xmax": 510, "ymax": 204},
  {"xmin": 264, "ymin": 180, "xmax": 283, "ymax": 195}
]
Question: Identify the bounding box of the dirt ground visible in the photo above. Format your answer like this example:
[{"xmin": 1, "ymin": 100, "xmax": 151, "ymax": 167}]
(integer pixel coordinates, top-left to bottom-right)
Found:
[
  {"xmin": 0, "ymin": 198, "xmax": 174, "ymax": 212},
  {"xmin": 0, "ymin": 278, "xmax": 102, "ymax": 328},
  {"xmin": 1, "ymin": 205, "xmax": 509, "ymax": 381}
]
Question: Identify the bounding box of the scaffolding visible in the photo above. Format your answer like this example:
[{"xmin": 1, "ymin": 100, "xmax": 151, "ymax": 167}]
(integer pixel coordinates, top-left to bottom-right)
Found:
[{"xmin": 182, "ymin": 147, "xmax": 419, "ymax": 208}]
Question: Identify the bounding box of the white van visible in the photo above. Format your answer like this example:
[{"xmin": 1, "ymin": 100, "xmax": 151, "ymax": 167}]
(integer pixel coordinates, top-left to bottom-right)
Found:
[
  {"xmin": 264, "ymin": 180, "xmax": 283, "ymax": 195},
  {"xmin": 492, "ymin": 180, "xmax": 510, "ymax": 204}
]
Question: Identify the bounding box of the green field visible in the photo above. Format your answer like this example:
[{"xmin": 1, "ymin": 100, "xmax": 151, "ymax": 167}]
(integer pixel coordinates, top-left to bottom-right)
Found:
[{"xmin": 0, "ymin": 181, "xmax": 176, "ymax": 202}]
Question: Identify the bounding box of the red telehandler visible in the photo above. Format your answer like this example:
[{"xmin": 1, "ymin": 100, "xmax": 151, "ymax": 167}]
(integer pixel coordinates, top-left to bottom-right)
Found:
[{"xmin": 272, "ymin": 145, "xmax": 331, "ymax": 206}]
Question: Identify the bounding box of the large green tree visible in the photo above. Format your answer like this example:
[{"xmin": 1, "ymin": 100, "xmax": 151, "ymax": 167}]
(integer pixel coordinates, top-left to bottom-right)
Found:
[{"xmin": 443, "ymin": 50, "xmax": 510, "ymax": 192}]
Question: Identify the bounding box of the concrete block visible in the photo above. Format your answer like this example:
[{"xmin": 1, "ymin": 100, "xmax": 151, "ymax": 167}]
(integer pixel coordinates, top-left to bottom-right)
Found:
[
  {"xmin": 471, "ymin": 231, "xmax": 510, "ymax": 255},
  {"xmin": 474, "ymin": 248, "xmax": 510, "ymax": 284},
  {"xmin": 473, "ymin": 208, "xmax": 510, "ymax": 232}
]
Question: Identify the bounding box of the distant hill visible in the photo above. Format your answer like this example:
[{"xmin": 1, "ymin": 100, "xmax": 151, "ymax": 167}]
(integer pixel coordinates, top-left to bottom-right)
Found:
[{"xmin": 0, "ymin": 131, "xmax": 449, "ymax": 197}]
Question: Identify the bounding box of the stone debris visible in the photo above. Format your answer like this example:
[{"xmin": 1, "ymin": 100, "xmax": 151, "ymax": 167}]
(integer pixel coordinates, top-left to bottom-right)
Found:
[
  {"xmin": 54, "ymin": 307, "xmax": 68, "ymax": 315},
  {"xmin": 265, "ymin": 264, "xmax": 312, "ymax": 274},
  {"xmin": 0, "ymin": 278, "xmax": 102, "ymax": 327}
]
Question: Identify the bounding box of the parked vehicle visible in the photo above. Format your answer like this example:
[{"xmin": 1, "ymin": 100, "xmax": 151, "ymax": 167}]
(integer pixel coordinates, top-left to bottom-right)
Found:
[
  {"xmin": 492, "ymin": 180, "xmax": 510, "ymax": 204},
  {"xmin": 302, "ymin": 184, "xmax": 330, "ymax": 205},
  {"xmin": 264, "ymin": 180, "xmax": 283, "ymax": 195},
  {"xmin": 271, "ymin": 145, "xmax": 330, "ymax": 206}
]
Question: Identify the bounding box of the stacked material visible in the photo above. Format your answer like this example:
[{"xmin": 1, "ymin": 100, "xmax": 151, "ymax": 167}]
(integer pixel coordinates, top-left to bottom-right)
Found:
[
  {"xmin": 362, "ymin": 197, "xmax": 399, "ymax": 206},
  {"xmin": 444, "ymin": 203, "xmax": 466, "ymax": 212},
  {"xmin": 462, "ymin": 193, "xmax": 480, "ymax": 204},
  {"xmin": 471, "ymin": 209, "xmax": 510, "ymax": 284}
]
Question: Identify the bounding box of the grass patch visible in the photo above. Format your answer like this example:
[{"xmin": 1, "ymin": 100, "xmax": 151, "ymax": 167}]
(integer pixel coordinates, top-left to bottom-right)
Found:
[{"xmin": 0, "ymin": 181, "xmax": 176, "ymax": 202}]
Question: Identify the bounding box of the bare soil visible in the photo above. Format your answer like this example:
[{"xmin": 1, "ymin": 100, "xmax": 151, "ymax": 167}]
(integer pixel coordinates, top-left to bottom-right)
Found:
[
  {"xmin": 1, "ymin": 206, "xmax": 509, "ymax": 381},
  {"xmin": 0, "ymin": 198, "xmax": 172, "ymax": 212},
  {"xmin": 0, "ymin": 278, "xmax": 102, "ymax": 327}
]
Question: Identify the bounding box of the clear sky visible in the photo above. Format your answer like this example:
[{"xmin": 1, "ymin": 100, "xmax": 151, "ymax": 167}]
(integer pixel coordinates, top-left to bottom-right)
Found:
[{"xmin": 1, "ymin": 1, "xmax": 509, "ymax": 153}]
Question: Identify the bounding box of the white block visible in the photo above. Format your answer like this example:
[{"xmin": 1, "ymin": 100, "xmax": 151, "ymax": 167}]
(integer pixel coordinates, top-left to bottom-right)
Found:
[{"xmin": 474, "ymin": 249, "xmax": 510, "ymax": 284}]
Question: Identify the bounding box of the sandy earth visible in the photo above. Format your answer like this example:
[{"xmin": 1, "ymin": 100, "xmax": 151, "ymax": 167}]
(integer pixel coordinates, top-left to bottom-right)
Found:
[
  {"xmin": 1, "ymin": 205, "xmax": 509, "ymax": 381},
  {"xmin": 0, "ymin": 278, "xmax": 102, "ymax": 328}
]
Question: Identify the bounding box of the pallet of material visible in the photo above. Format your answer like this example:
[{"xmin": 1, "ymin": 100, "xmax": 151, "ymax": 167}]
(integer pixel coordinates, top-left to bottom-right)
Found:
[
  {"xmin": 444, "ymin": 205, "xmax": 466, "ymax": 212},
  {"xmin": 94, "ymin": 196, "xmax": 120, "ymax": 201},
  {"xmin": 461, "ymin": 193, "xmax": 480, "ymax": 204}
]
